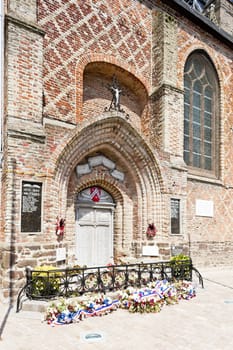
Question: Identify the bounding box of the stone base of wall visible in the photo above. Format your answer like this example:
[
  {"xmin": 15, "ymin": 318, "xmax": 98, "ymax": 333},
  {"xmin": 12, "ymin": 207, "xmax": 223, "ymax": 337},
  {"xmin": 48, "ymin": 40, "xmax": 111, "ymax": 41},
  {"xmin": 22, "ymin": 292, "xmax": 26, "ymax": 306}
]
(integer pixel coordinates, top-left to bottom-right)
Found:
[
  {"xmin": 190, "ymin": 241, "xmax": 233, "ymax": 267},
  {"xmin": 0, "ymin": 242, "xmax": 69, "ymax": 302},
  {"xmin": 2, "ymin": 240, "xmax": 233, "ymax": 302},
  {"xmin": 130, "ymin": 240, "xmax": 189, "ymax": 262}
]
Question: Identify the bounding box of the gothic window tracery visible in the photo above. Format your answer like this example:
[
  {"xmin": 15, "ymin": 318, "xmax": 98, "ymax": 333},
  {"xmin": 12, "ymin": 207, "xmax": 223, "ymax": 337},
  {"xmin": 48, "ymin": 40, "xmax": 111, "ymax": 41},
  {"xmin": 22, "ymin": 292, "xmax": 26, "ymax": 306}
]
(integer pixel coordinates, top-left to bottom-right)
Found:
[{"xmin": 183, "ymin": 51, "xmax": 219, "ymax": 177}]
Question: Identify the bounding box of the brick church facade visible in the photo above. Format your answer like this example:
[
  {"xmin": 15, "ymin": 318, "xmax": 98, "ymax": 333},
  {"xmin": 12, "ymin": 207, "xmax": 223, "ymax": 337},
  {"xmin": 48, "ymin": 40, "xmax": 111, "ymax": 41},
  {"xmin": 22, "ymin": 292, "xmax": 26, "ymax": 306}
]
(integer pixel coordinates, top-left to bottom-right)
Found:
[{"xmin": 0, "ymin": 0, "xmax": 233, "ymax": 300}]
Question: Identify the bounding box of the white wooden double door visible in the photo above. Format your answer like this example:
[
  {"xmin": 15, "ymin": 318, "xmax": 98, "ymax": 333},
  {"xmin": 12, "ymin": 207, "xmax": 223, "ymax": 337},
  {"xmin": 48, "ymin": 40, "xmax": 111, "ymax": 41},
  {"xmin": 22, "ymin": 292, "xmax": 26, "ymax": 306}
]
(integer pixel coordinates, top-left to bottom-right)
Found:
[{"xmin": 76, "ymin": 205, "xmax": 114, "ymax": 267}]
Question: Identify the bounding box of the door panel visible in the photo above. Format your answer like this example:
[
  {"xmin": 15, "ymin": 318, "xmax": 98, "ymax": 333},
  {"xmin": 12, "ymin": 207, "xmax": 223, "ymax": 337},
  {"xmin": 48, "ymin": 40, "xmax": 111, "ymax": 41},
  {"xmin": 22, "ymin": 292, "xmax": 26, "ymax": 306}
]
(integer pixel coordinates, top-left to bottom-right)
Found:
[
  {"xmin": 96, "ymin": 225, "xmax": 111, "ymax": 266},
  {"xmin": 78, "ymin": 207, "xmax": 94, "ymax": 224},
  {"xmin": 78, "ymin": 226, "xmax": 94, "ymax": 266},
  {"xmin": 76, "ymin": 206, "xmax": 113, "ymax": 267}
]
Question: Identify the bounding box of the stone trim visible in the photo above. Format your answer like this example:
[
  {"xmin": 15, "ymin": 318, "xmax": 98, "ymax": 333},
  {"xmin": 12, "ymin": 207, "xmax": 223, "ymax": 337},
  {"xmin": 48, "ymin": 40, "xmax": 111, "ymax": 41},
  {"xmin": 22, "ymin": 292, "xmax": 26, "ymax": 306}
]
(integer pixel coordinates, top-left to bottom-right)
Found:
[
  {"xmin": 6, "ymin": 14, "xmax": 45, "ymax": 36},
  {"xmin": 76, "ymin": 154, "xmax": 125, "ymax": 182},
  {"xmin": 43, "ymin": 117, "xmax": 76, "ymax": 130},
  {"xmin": 187, "ymin": 173, "xmax": 224, "ymax": 186},
  {"xmin": 8, "ymin": 130, "xmax": 46, "ymax": 144},
  {"xmin": 8, "ymin": 117, "xmax": 46, "ymax": 143},
  {"xmin": 151, "ymin": 83, "xmax": 184, "ymax": 102}
]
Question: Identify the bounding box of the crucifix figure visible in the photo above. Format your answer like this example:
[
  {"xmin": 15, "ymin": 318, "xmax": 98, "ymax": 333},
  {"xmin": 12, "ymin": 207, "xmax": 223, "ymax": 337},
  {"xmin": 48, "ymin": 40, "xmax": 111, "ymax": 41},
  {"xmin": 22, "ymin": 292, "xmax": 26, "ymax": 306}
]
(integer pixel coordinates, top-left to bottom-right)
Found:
[
  {"xmin": 109, "ymin": 75, "xmax": 122, "ymax": 111},
  {"xmin": 104, "ymin": 75, "xmax": 129, "ymax": 119}
]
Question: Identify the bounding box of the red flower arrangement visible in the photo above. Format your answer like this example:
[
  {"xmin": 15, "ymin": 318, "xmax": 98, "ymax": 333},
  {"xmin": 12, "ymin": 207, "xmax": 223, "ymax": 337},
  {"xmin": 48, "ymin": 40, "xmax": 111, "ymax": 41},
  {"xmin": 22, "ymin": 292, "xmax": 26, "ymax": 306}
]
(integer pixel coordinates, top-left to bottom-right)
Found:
[
  {"xmin": 56, "ymin": 216, "xmax": 65, "ymax": 237},
  {"xmin": 146, "ymin": 223, "xmax": 157, "ymax": 238}
]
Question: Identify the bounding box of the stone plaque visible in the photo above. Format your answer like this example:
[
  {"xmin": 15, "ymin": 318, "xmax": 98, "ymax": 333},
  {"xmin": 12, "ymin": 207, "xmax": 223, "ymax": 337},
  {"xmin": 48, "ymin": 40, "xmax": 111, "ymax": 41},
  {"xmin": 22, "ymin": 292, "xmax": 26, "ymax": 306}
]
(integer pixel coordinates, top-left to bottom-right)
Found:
[
  {"xmin": 171, "ymin": 245, "xmax": 184, "ymax": 256},
  {"xmin": 56, "ymin": 247, "xmax": 66, "ymax": 261},
  {"xmin": 142, "ymin": 244, "xmax": 159, "ymax": 256},
  {"xmin": 196, "ymin": 199, "xmax": 214, "ymax": 217},
  {"xmin": 21, "ymin": 181, "xmax": 42, "ymax": 232}
]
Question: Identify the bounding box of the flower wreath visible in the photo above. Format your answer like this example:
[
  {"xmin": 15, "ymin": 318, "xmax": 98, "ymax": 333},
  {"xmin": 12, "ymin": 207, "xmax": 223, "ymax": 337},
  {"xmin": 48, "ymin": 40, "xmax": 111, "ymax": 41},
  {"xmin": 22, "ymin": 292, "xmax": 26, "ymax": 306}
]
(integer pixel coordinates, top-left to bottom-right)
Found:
[
  {"xmin": 146, "ymin": 223, "xmax": 157, "ymax": 238},
  {"xmin": 56, "ymin": 216, "xmax": 65, "ymax": 237}
]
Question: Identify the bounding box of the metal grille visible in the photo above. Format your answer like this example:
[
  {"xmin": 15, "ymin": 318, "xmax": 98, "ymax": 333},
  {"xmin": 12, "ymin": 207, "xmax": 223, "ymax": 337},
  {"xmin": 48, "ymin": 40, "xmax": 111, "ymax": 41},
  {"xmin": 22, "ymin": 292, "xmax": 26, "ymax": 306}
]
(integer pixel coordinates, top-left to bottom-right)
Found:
[
  {"xmin": 182, "ymin": 0, "xmax": 209, "ymax": 12},
  {"xmin": 16, "ymin": 260, "xmax": 204, "ymax": 312}
]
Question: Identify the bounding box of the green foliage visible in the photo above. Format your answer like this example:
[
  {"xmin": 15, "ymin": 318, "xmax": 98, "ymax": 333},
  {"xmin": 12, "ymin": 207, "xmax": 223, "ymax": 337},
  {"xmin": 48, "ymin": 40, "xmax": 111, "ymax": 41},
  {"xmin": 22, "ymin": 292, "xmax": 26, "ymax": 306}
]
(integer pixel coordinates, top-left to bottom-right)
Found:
[
  {"xmin": 170, "ymin": 254, "xmax": 190, "ymax": 263},
  {"xmin": 170, "ymin": 254, "xmax": 191, "ymax": 281},
  {"xmin": 31, "ymin": 265, "xmax": 62, "ymax": 297}
]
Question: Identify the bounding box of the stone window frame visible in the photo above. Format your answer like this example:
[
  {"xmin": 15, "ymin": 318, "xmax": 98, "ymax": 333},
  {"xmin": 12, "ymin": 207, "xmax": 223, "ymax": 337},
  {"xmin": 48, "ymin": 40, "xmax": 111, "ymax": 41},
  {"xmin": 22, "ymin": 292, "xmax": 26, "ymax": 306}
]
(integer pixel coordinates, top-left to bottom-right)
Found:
[{"xmin": 183, "ymin": 50, "xmax": 220, "ymax": 179}]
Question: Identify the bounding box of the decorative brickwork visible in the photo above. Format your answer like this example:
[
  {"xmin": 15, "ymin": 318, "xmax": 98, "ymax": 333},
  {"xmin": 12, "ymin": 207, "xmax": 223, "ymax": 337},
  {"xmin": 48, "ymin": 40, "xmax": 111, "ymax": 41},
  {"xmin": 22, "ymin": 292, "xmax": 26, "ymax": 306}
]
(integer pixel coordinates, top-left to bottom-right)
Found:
[
  {"xmin": 0, "ymin": 0, "xmax": 233, "ymax": 301},
  {"xmin": 38, "ymin": 0, "xmax": 152, "ymax": 123}
]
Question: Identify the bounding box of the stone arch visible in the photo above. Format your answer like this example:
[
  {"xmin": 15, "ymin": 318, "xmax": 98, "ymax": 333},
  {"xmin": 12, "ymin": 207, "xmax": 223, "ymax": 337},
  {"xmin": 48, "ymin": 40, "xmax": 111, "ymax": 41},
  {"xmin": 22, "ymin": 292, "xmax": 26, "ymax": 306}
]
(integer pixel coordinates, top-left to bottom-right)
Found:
[
  {"xmin": 53, "ymin": 115, "xmax": 165, "ymax": 260},
  {"xmin": 69, "ymin": 178, "xmax": 125, "ymax": 261},
  {"xmin": 75, "ymin": 52, "xmax": 149, "ymax": 122},
  {"xmin": 54, "ymin": 116, "xmax": 164, "ymax": 196}
]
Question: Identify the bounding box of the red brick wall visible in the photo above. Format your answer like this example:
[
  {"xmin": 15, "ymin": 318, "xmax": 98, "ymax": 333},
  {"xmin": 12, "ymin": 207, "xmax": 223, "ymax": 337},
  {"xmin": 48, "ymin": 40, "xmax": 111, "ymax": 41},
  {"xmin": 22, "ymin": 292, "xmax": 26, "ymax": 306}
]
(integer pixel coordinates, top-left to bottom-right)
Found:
[
  {"xmin": 38, "ymin": 0, "xmax": 152, "ymax": 123},
  {"xmin": 1, "ymin": 0, "xmax": 233, "ymax": 303},
  {"xmin": 6, "ymin": 19, "xmax": 44, "ymax": 123}
]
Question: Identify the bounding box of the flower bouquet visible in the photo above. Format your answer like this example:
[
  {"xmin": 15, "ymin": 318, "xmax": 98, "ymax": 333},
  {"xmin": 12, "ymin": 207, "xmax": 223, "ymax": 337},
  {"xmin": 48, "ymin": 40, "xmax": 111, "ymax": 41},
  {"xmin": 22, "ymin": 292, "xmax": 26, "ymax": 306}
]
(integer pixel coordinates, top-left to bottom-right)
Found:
[
  {"xmin": 45, "ymin": 294, "xmax": 120, "ymax": 325},
  {"xmin": 45, "ymin": 280, "xmax": 196, "ymax": 325}
]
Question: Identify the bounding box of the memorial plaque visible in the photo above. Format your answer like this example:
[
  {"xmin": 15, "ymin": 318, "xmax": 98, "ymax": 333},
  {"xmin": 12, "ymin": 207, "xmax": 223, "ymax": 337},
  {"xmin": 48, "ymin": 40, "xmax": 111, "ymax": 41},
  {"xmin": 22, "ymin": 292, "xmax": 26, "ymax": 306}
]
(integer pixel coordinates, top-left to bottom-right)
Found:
[
  {"xmin": 142, "ymin": 245, "xmax": 159, "ymax": 256},
  {"xmin": 21, "ymin": 181, "xmax": 42, "ymax": 232},
  {"xmin": 56, "ymin": 247, "xmax": 66, "ymax": 261},
  {"xmin": 171, "ymin": 245, "xmax": 184, "ymax": 256},
  {"xmin": 196, "ymin": 199, "xmax": 214, "ymax": 217}
]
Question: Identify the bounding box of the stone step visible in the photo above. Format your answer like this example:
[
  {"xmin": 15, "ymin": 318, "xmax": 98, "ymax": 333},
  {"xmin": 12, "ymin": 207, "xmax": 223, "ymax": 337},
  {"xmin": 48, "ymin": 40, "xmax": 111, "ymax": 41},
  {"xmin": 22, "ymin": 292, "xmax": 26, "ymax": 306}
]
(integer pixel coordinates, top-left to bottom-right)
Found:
[
  {"xmin": 14, "ymin": 310, "xmax": 45, "ymax": 321},
  {"xmin": 20, "ymin": 299, "xmax": 48, "ymax": 313}
]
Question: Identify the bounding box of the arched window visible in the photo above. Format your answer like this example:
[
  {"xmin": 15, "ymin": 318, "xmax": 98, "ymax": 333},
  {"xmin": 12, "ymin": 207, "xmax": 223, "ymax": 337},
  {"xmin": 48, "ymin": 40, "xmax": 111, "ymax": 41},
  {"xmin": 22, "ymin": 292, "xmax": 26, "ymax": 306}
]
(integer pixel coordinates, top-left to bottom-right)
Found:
[{"xmin": 183, "ymin": 51, "xmax": 219, "ymax": 177}]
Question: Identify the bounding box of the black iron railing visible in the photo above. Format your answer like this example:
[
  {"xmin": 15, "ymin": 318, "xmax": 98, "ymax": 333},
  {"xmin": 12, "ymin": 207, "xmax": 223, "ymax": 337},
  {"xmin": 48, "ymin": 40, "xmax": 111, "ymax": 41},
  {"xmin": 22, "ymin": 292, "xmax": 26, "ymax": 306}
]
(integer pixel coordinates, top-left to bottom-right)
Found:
[{"xmin": 16, "ymin": 259, "xmax": 203, "ymax": 312}]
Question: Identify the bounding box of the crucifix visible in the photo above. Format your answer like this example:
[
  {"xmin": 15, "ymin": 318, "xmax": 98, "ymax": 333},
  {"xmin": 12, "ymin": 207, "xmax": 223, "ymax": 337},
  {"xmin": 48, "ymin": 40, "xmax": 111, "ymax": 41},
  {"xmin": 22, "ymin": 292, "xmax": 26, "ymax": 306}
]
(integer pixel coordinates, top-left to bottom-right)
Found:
[
  {"xmin": 104, "ymin": 75, "xmax": 129, "ymax": 119},
  {"xmin": 108, "ymin": 75, "xmax": 122, "ymax": 111}
]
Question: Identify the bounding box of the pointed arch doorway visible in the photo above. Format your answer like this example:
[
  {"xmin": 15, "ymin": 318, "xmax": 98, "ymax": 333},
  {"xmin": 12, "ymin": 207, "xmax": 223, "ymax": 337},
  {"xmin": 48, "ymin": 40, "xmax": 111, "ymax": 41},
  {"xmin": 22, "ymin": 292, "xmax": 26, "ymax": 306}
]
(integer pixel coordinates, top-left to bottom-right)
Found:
[{"xmin": 76, "ymin": 187, "xmax": 115, "ymax": 267}]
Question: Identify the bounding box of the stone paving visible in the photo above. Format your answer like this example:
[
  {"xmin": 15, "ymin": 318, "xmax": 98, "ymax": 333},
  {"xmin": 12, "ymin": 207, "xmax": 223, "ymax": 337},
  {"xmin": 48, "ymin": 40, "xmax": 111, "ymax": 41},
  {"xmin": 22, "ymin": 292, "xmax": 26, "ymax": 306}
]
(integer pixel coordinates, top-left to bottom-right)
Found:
[{"xmin": 1, "ymin": 266, "xmax": 233, "ymax": 350}]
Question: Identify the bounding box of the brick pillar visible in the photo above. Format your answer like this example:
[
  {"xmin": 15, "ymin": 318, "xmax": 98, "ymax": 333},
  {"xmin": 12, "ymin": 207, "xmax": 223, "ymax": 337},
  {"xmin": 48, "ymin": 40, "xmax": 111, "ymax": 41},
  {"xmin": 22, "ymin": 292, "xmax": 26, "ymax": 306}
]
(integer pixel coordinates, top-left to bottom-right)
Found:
[
  {"xmin": 151, "ymin": 9, "xmax": 187, "ymax": 253},
  {"xmin": 6, "ymin": 0, "xmax": 45, "ymax": 124},
  {"xmin": 151, "ymin": 10, "xmax": 184, "ymax": 158},
  {"xmin": 0, "ymin": 0, "xmax": 46, "ymax": 301}
]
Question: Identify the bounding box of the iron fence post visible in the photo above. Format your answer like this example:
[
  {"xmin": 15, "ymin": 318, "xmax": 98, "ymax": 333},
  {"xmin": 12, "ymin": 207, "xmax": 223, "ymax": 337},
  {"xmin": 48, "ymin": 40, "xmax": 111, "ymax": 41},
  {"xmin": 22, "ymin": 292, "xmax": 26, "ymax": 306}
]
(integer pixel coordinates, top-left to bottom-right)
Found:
[{"xmin": 25, "ymin": 266, "xmax": 32, "ymax": 298}]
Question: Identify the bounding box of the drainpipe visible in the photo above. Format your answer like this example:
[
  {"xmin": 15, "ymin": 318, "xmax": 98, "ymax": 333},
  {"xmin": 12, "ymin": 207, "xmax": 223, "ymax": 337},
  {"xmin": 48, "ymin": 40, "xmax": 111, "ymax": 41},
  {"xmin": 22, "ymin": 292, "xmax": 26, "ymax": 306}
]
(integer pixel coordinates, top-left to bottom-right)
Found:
[{"xmin": 0, "ymin": 0, "xmax": 4, "ymax": 167}]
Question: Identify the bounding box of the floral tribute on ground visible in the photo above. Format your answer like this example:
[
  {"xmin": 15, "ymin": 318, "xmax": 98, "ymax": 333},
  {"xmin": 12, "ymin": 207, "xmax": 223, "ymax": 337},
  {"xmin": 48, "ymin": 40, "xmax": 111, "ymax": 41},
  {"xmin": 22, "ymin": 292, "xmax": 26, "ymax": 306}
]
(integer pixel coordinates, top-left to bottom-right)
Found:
[{"xmin": 45, "ymin": 279, "xmax": 196, "ymax": 325}]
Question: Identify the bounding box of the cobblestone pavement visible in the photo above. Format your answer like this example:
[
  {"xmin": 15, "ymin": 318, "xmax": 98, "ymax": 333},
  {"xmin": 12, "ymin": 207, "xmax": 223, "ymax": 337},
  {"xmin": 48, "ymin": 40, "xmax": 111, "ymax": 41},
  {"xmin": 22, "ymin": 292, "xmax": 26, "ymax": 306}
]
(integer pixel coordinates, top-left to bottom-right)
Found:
[{"xmin": 1, "ymin": 266, "xmax": 233, "ymax": 350}]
